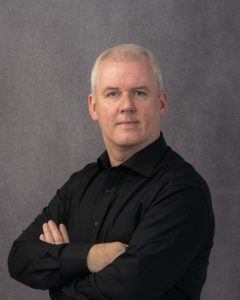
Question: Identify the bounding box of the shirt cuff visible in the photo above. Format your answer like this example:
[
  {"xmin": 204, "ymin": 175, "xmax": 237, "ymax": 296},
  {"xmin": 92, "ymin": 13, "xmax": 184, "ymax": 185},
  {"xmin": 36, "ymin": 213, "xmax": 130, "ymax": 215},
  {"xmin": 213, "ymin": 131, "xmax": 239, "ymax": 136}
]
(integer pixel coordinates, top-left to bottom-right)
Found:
[{"xmin": 59, "ymin": 243, "xmax": 95, "ymax": 280}]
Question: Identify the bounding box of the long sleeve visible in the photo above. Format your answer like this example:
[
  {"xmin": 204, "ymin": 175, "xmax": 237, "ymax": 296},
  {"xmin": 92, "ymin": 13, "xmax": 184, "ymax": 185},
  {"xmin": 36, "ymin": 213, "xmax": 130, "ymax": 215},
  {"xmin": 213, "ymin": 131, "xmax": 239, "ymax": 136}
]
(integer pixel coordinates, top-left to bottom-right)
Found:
[
  {"xmin": 8, "ymin": 173, "xmax": 94, "ymax": 290},
  {"xmin": 57, "ymin": 186, "xmax": 214, "ymax": 300}
]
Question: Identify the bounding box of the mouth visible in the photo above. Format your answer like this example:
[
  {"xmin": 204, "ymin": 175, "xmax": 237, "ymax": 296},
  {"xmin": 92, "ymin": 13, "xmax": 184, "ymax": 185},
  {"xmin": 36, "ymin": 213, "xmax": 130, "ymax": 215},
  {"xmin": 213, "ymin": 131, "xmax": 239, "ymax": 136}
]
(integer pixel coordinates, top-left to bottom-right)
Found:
[
  {"xmin": 116, "ymin": 121, "xmax": 139, "ymax": 129},
  {"xmin": 116, "ymin": 121, "xmax": 139, "ymax": 125}
]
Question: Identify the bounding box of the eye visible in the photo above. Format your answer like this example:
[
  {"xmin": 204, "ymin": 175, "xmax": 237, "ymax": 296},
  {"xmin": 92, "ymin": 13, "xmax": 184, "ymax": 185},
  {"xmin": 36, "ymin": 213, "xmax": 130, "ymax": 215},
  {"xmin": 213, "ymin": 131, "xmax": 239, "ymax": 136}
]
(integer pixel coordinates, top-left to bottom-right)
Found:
[
  {"xmin": 106, "ymin": 91, "xmax": 118, "ymax": 97},
  {"xmin": 134, "ymin": 90, "xmax": 146, "ymax": 96}
]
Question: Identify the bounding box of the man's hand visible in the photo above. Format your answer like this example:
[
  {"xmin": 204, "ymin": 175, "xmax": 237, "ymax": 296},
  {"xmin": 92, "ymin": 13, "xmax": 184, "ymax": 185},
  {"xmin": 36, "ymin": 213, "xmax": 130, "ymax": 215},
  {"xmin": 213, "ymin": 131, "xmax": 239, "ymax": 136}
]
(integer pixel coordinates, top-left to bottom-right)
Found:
[
  {"xmin": 87, "ymin": 242, "xmax": 128, "ymax": 273},
  {"xmin": 39, "ymin": 220, "xmax": 69, "ymax": 244}
]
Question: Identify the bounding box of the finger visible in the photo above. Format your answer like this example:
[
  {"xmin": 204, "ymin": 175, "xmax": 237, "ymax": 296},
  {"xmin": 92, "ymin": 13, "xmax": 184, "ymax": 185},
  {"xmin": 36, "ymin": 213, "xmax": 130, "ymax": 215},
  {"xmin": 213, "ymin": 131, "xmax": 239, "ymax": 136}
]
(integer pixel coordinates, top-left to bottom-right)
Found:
[
  {"xmin": 59, "ymin": 224, "xmax": 69, "ymax": 243},
  {"xmin": 42, "ymin": 223, "xmax": 55, "ymax": 244},
  {"xmin": 48, "ymin": 220, "xmax": 64, "ymax": 244},
  {"xmin": 39, "ymin": 234, "xmax": 46, "ymax": 242}
]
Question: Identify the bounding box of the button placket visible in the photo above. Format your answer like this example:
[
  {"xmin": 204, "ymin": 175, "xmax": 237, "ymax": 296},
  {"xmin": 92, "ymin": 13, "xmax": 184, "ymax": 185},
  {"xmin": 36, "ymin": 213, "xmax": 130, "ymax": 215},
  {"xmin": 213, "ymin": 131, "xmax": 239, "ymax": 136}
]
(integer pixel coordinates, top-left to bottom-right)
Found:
[
  {"xmin": 90, "ymin": 170, "xmax": 117, "ymax": 241},
  {"xmin": 94, "ymin": 221, "xmax": 99, "ymax": 226},
  {"xmin": 105, "ymin": 188, "xmax": 112, "ymax": 194}
]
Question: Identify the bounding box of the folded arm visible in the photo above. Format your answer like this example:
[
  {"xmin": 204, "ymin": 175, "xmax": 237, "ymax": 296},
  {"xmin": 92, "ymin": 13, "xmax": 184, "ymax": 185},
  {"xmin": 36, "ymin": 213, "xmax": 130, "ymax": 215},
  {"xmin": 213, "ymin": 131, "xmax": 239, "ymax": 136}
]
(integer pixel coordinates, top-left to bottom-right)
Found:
[
  {"xmin": 40, "ymin": 219, "xmax": 128, "ymax": 274},
  {"xmin": 8, "ymin": 174, "xmax": 94, "ymax": 289},
  {"xmin": 56, "ymin": 186, "xmax": 213, "ymax": 300},
  {"xmin": 8, "ymin": 173, "xmax": 128, "ymax": 291}
]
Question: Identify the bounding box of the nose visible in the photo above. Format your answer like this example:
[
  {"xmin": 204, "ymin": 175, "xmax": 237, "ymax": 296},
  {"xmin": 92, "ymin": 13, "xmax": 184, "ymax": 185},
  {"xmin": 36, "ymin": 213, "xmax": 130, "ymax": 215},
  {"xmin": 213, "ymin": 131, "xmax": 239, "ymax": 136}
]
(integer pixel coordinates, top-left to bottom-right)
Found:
[{"xmin": 119, "ymin": 93, "xmax": 136, "ymax": 113}]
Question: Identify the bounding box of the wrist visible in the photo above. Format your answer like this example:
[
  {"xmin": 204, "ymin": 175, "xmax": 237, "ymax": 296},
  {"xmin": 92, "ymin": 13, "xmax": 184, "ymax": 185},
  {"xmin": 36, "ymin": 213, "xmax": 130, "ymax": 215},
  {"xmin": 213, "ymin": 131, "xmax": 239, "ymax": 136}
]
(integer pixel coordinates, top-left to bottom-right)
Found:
[{"xmin": 86, "ymin": 244, "xmax": 96, "ymax": 273}]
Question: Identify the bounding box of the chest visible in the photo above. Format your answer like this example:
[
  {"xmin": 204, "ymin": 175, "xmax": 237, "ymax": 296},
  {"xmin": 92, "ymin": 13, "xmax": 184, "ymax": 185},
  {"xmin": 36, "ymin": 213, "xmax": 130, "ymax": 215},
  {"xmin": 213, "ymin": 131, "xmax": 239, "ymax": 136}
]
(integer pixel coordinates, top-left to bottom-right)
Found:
[{"xmin": 67, "ymin": 170, "xmax": 161, "ymax": 244}]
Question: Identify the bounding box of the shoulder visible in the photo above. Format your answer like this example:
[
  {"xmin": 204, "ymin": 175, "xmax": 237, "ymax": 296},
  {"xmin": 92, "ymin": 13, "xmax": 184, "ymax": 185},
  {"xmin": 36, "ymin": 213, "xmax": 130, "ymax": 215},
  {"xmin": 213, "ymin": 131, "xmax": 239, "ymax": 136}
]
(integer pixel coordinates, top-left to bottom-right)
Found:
[
  {"xmin": 152, "ymin": 146, "xmax": 213, "ymax": 216},
  {"xmin": 69, "ymin": 162, "xmax": 98, "ymax": 180},
  {"xmin": 157, "ymin": 146, "xmax": 210, "ymax": 194},
  {"xmin": 59, "ymin": 162, "xmax": 98, "ymax": 196}
]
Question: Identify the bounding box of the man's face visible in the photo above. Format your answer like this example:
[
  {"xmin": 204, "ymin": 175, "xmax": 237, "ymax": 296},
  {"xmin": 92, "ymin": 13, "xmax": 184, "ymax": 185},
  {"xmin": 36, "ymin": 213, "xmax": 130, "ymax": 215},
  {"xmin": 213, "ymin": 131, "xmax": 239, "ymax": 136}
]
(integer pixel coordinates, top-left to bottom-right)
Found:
[{"xmin": 88, "ymin": 57, "xmax": 167, "ymax": 152}]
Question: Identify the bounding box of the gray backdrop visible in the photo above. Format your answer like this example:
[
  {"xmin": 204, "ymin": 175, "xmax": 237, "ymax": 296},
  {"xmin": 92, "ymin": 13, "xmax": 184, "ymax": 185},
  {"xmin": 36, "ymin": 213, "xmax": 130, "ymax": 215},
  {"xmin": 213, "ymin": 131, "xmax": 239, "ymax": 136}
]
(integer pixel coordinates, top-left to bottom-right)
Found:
[{"xmin": 1, "ymin": 1, "xmax": 239, "ymax": 299}]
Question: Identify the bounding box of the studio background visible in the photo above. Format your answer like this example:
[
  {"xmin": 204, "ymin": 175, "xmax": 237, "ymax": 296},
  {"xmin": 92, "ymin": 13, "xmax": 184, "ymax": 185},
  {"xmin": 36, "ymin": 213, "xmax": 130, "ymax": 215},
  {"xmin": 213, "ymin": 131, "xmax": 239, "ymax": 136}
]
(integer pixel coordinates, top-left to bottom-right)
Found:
[{"xmin": 1, "ymin": 1, "xmax": 239, "ymax": 299}]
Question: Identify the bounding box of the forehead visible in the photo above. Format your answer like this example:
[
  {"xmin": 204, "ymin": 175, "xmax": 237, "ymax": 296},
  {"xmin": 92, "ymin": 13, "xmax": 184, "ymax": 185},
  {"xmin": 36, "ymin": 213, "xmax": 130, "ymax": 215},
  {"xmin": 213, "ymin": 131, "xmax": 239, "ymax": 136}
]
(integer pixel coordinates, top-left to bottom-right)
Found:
[{"xmin": 96, "ymin": 57, "xmax": 156, "ymax": 90}]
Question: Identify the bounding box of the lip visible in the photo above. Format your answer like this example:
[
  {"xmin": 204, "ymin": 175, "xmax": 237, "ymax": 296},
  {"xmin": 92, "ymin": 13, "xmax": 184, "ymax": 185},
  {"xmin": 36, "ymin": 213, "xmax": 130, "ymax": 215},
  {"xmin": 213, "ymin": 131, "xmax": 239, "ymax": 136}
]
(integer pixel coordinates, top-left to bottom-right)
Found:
[
  {"xmin": 116, "ymin": 121, "xmax": 138, "ymax": 125},
  {"xmin": 116, "ymin": 121, "xmax": 139, "ymax": 129}
]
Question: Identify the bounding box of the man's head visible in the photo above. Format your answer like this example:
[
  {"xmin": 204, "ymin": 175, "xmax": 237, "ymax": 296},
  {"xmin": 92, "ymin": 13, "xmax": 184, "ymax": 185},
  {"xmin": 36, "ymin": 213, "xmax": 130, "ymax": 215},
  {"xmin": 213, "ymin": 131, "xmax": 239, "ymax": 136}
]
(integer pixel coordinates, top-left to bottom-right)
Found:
[
  {"xmin": 90, "ymin": 44, "xmax": 163, "ymax": 97},
  {"xmin": 88, "ymin": 43, "xmax": 168, "ymax": 155}
]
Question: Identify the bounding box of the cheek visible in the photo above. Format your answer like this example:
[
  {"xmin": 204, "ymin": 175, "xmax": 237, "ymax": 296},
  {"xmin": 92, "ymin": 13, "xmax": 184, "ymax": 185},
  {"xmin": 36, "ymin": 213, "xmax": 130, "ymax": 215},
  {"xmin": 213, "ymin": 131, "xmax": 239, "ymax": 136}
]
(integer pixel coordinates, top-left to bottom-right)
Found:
[
  {"xmin": 138, "ymin": 106, "xmax": 152, "ymax": 120},
  {"xmin": 97, "ymin": 106, "xmax": 115, "ymax": 125},
  {"xmin": 138, "ymin": 104, "xmax": 160, "ymax": 128}
]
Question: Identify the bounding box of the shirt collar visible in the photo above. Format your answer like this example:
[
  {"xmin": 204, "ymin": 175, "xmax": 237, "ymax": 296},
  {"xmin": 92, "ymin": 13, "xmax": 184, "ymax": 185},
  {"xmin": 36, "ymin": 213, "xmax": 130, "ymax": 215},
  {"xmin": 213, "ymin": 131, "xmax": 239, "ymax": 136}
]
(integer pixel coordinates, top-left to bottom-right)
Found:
[{"xmin": 97, "ymin": 131, "xmax": 168, "ymax": 177}]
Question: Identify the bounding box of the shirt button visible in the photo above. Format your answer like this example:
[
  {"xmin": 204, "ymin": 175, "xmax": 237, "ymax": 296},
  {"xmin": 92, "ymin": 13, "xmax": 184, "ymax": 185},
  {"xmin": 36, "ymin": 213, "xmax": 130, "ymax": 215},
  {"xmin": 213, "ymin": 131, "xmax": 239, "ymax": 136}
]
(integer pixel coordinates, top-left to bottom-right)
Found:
[
  {"xmin": 105, "ymin": 188, "xmax": 112, "ymax": 194},
  {"xmin": 94, "ymin": 221, "xmax": 99, "ymax": 226}
]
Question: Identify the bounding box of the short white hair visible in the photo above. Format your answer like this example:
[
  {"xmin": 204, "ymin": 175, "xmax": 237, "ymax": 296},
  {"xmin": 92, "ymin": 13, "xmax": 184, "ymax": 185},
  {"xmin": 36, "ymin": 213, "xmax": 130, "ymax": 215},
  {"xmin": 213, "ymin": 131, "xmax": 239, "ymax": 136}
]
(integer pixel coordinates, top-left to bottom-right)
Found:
[{"xmin": 90, "ymin": 43, "xmax": 163, "ymax": 95}]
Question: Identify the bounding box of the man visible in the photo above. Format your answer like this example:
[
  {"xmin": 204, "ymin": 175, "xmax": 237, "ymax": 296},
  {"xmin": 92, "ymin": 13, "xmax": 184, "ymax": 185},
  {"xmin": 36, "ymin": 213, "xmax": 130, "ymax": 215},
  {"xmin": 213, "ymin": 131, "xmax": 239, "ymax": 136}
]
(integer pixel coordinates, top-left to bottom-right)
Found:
[{"xmin": 8, "ymin": 44, "xmax": 215, "ymax": 299}]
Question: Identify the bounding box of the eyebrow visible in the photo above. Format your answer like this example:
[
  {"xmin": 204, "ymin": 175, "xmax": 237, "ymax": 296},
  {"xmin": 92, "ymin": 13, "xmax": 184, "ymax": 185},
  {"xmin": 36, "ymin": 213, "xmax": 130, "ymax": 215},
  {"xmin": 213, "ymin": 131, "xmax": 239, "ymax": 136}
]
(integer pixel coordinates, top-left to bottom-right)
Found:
[
  {"xmin": 132, "ymin": 86, "xmax": 150, "ymax": 92},
  {"xmin": 102, "ymin": 87, "xmax": 120, "ymax": 94},
  {"xmin": 102, "ymin": 86, "xmax": 150, "ymax": 94}
]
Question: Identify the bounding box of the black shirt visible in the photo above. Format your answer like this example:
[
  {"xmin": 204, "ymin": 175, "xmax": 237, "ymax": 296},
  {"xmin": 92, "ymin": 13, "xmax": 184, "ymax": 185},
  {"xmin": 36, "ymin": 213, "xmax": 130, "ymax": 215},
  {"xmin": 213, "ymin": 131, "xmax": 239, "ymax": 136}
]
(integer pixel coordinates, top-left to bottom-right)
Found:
[{"xmin": 8, "ymin": 132, "xmax": 215, "ymax": 300}]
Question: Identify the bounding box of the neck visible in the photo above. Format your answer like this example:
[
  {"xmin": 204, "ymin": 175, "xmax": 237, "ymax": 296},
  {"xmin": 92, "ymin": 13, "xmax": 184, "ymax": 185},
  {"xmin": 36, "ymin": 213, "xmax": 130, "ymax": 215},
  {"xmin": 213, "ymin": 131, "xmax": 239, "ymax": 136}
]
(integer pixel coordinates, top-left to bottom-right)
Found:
[{"xmin": 107, "ymin": 146, "xmax": 140, "ymax": 167}]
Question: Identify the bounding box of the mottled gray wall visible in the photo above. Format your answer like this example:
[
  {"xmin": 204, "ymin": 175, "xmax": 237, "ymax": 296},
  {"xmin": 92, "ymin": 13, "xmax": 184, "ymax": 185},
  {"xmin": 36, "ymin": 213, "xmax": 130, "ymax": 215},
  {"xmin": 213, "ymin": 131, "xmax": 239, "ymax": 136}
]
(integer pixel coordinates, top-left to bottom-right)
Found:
[{"xmin": 1, "ymin": 1, "xmax": 239, "ymax": 299}]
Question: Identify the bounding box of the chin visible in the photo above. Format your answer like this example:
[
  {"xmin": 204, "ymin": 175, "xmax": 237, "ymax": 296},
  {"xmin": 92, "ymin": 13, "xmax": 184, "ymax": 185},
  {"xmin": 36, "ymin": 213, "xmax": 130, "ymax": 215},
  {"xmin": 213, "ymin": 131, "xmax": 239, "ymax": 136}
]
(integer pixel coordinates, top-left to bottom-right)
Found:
[{"xmin": 114, "ymin": 134, "xmax": 144, "ymax": 147}]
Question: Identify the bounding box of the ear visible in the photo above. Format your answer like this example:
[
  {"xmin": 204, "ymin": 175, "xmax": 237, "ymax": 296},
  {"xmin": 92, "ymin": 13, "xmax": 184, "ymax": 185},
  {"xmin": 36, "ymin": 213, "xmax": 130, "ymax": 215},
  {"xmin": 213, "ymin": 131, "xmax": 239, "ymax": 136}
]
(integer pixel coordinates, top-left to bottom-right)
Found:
[
  {"xmin": 88, "ymin": 94, "xmax": 98, "ymax": 122},
  {"xmin": 158, "ymin": 91, "xmax": 168, "ymax": 117}
]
